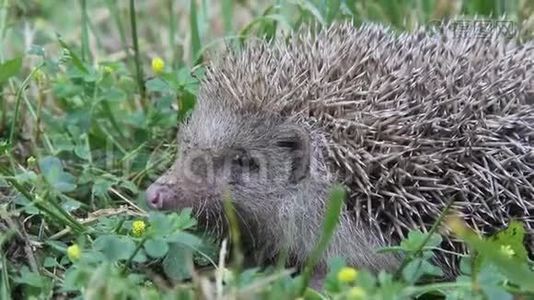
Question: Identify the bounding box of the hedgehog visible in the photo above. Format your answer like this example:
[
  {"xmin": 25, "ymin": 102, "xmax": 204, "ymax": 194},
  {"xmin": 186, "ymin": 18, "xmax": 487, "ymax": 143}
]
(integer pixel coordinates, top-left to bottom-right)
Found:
[{"xmin": 145, "ymin": 22, "xmax": 534, "ymax": 280}]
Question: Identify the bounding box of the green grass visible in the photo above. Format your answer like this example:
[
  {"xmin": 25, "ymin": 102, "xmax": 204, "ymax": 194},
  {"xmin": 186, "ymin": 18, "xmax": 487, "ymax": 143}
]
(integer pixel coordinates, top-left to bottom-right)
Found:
[{"xmin": 1, "ymin": 0, "xmax": 534, "ymax": 299}]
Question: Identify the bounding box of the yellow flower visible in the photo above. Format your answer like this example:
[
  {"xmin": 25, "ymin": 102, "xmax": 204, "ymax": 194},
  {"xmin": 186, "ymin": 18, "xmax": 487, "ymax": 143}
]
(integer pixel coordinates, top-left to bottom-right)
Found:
[
  {"xmin": 337, "ymin": 267, "xmax": 358, "ymax": 283},
  {"xmin": 151, "ymin": 57, "xmax": 165, "ymax": 74},
  {"xmin": 132, "ymin": 219, "xmax": 146, "ymax": 237},
  {"xmin": 500, "ymin": 244, "xmax": 515, "ymax": 258},
  {"xmin": 67, "ymin": 244, "xmax": 81, "ymax": 261},
  {"xmin": 347, "ymin": 287, "xmax": 366, "ymax": 300}
]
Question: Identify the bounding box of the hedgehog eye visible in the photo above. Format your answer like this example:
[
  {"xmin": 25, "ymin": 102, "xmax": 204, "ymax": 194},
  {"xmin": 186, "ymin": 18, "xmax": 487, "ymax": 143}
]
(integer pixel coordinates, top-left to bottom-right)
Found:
[
  {"xmin": 229, "ymin": 150, "xmax": 260, "ymax": 183},
  {"xmin": 232, "ymin": 153, "xmax": 246, "ymax": 167},
  {"xmin": 231, "ymin": 151, "xmax": 259, "ymax": 171}
]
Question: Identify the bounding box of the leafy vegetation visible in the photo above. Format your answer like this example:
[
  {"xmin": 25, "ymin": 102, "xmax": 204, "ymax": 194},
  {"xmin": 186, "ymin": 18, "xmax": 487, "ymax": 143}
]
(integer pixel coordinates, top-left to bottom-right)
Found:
[{"xmin": 1, "ymin": 0, "xmax": 533, "ymax": 299}]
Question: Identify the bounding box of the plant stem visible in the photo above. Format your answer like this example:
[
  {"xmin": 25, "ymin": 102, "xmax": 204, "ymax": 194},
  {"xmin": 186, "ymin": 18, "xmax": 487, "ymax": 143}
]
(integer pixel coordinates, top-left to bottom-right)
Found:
[
  {"xmin": 43, "ymin": 192, "xmax": 86, "ymax": 234},
  {"xmin": 122, "ymin": 236, "xmax": 147, "ymax": 274},
  {"xmin": 0, "ymin": 162, "xmax": 86, "ymax": 234},
  {"xmin": 105, "ymin": 0, "xmax": 130, "ymax": 62},
  {"xmin": 190, "ymin": 0, "xmax": 202, "ymax": 65},
  {"xmin": 0, "ymin": 0, "xmax": 9, "ymax": 62},
  {"xmin": 0, "ymin": 87, "xmax": 3, "ymax": 133},
  {"xmin": 223, "ymin": 192, "xmax": 244, "ymax": 275},
  {"xmin": 0, "ymin": 0, "xmax": 7, "ymax": 133},
  {"xmin": 0, "ymin": 253, "xmax": 11, "ymax": 299},
  {"xmin": 34, "ymin": 79, "xmax": 43, "ymax": 146},
  {"xmin": 129, "ymin": 0, "xmax": 147, "ymax": 108},
  {"xmin": 8, "ymin": 68, "xmax": 39, "ymax": 146},
  {"xmin": 394, "ymin": 195, "xmax": 457, "ymax": 279},
  {"xmin": 167, "ymin": 0, "xmax": 178, "ymax": 67},
  {"xmin": 80, "ymin": 0, "xmax": 91, "ymax": 62}
]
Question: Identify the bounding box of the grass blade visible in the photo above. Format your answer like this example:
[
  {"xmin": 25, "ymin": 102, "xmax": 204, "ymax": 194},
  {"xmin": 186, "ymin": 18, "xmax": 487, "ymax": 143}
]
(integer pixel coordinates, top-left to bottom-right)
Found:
[
  {"xmin": 79, "ymin": 0, "xmax": 91, "ymax": 62},
  {"xmin": 8, "ymin": 66, "xmax": 37, "ymax": 146},
  {"xmin": 190, "ymin": 0, "xmax": 202, "ymax": 65},
  {"xmin": 298, "ymin": 184, "xmax": 346, "ymax": 296},
  {"xmin": 222, "ymin": 0, "xmax": 233, "ymax": 34},
  {"xmin": 129, "ymin": 0, "xmax": 146, "ymax": 103},
  {"xmin": 104, "ymin": 0, "xmax": 130, "ymax": 61}
]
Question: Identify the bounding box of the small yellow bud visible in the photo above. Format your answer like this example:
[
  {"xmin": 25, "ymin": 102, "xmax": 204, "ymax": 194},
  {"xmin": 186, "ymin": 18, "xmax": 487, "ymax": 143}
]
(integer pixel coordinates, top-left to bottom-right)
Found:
[
  {"xmin": 33, "ymin": 68, "xmax": 46, "ymax": 83},
  {"xmin": 151, "ymin": 57, "xmax": 165, "ymax": 74},
  {"xmin": 445, "ymin": 215, "xmax": 467, "ymax": 236},
  {"xmin": 337, "ymin": 267, "xmax": 358, "ymax": 283},
  {"xmin": 26, "ymin": 156, "xmax": 36, "ymax": 168},
  {"xmin": 132, "ymin": 219, "xmax": 146, "ymax": 237},
  {"xmin": 222, "ymin": 268, "xmax": 234, "ymax": 283},
  {"xmin": 500, "ymin": 244, "xmax": 515, "ymax": 258},
  {"xmin": 347, "ymin": 287, "xmax": 366, "ymax": 300},
  {"xmin": 67, "ymin": 244, "xmax": 81, "ymax": 261},
  {"xmin": 35, "ymin": 194, "xmax": 44, "ymax": 202},
  {"xmin": 102, "ymin": 65, "xmax": 113, "ymax": 74}
]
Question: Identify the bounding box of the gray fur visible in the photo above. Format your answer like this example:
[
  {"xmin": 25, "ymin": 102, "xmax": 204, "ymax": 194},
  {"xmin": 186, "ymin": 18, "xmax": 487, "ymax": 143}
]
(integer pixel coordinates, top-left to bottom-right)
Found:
[{"xmin": 147, "ymin": 22, "xmax": 534, "ymax": 276}]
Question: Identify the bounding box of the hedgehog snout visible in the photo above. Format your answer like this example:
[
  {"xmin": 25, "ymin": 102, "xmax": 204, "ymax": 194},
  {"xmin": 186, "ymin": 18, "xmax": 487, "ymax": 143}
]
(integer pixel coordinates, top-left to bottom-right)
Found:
[{"xmin": 146, "ymin": 183, "xmax": 173, "ymax": 210}]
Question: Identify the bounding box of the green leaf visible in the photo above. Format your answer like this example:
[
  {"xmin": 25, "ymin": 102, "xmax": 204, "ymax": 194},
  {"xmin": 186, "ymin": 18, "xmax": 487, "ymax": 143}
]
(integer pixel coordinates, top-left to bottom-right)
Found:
[
  {"xmin": 146, "ymin": 77, "xmax": 171, "ymax": 94},
  {"xmin": 144, "ymin": 238, "xmax": 169, "ymax": 258},
  {"xmin": 60, "ymin": 266, "xmax": 89, "ymax": 292},
  {"xmin": 0, "ymin": 57, "xmax": 23, "ymax": 84},
  {"xmin": 60, "ymin": 197, "xmax": 82, "ymax": 212},
  {"xmin": 163, "ymin": 243, "xmax": 192, "ymax": 281},
  {"xmin": 43, "ymin": 257, "xmax": 59, "ymax": 268},
  {"xmin": 178, "ymin": 90, "xmax": 197, "ymax": 123},
  {"xmin": 400, "ymin": 230, "xmax": 426, "ymax": 252},
  {"xmin": 323, "ymin": 257, "xmax": 346, "ymax": 293},
  {"xmin": 38, "ymin": 156, "xmax": 77, "ymax": 192},
  {"xmin": 459, "ymin": 255, "xmax": 473, "ymax": 275},
  {"xmin": 93, "ymin": 235, "xmax": 136, "ymax": 262},
  {"xmin": 44, "ymin": 240, "xmax": 68, "ymax": 252},
  {"xmin": 14, "ymin": 171, "xmax": 38, "ymax": 183},
  {"xmin": 58, "ymin": 36, "xmax": 88, "ymax": 74},
  {"xmin": 132, "ymin": 249, "xmax": 148, "ymax": 263},
  {"xmin": 376, "ymin": 272, "xmax": 404, "ymax": 299},
  {"xmin": 478, "ymin": 265, "xmax": 513, "ymax": 300},
  {"xmin": 303, "ymin": 288, "xmax": 324, "ymax": 300},
  {"xmin": 489, "ymin": 220, "xmax": 528, "ymax": 262},
  {"xmin": 148, "ymin": 212, "xmax": 174, "ymax": 236},
  {"xmin": 101, "ymin": 87, "xmax": 127, "ymax": 103},
  {"xmin": 166, "ymin": 231, "xmax": 202, "ymax": 248},
  {"xmin": 92, "ymin": 178, "xmax": 114, "ymax": 198},
  {"xmin": 173, "ymin": 208, "xmax": 197, "ymax": 229},
  {"xmin": 402, "ymin": 258, "xmax": 443, "ymax": 283},
  {"xmin": 400, "ymin": 230, "xmax": 442, "ymax": 254},
  {"xmin": 74, "ymin": 135, "xmax": 91, "ymax": 161},
  {"xmin": 454, "ymin": 222, "xmax": 534, "ymax": 292},
  {"xmin": 14, "ymin": 266, "xmax": 50, "ymax": 288}
]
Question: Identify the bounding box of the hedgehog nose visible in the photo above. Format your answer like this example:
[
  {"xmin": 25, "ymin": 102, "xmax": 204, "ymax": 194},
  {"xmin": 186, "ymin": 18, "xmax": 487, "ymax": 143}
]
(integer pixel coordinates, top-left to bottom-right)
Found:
[{"xmin": 146, "ymin": 184, "xmax": 165, "ymax": 209}]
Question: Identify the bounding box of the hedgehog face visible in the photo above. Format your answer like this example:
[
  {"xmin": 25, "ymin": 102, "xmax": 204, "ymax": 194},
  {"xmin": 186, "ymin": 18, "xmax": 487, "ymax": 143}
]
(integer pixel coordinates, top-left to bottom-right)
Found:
[{"xmin": 145, "ymin": 106, "xmax": 311, "ymax": 227}]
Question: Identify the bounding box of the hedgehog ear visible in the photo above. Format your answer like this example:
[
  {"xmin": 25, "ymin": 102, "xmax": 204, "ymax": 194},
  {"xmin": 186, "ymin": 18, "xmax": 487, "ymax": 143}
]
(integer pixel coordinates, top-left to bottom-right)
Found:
[{"xmin": 276, "ymin": 125, "xmax": 311, "ymax": 184}]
